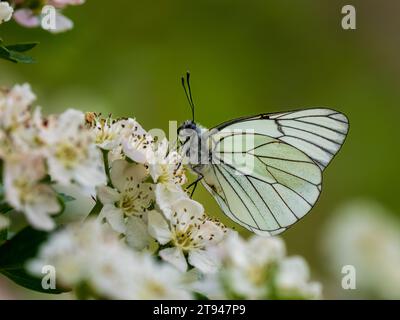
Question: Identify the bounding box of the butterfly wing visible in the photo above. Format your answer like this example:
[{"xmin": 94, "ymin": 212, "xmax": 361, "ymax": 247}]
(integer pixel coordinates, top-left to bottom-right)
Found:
[
  {"xmin": 199, "ymin": 108, "xmax": 348, "ymax": 235},
  {"xmin": 201, "ymin": 132, "xmax": 322, "ymax": 235},
  {"xmin": 214, "ymin": 108, "xmax": 349, "ymax": 170}
]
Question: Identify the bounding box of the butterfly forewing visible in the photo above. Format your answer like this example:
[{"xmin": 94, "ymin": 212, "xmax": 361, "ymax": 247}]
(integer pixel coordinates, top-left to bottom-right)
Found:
[{"xmin": 214, "ymin": 108, "xmax": 349, "ymax": 170}]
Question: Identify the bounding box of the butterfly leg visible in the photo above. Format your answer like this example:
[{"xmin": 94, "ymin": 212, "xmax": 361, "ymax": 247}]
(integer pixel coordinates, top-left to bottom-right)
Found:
[{"xmin": 185, "ymin": 174, "xmax": 204, "ymax": 198}]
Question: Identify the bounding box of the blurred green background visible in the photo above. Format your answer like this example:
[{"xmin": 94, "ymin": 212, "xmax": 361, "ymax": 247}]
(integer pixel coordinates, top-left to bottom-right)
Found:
[{"xmin": 1, "ymin": 0, "xmax": 399, "ymax": 299}]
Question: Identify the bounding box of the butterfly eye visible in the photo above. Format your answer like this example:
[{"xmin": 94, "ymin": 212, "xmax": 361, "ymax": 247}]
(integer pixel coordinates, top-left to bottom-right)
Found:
[{"xmin": 177, "ymin": 128, "xmax": 187, "ymax": 141}]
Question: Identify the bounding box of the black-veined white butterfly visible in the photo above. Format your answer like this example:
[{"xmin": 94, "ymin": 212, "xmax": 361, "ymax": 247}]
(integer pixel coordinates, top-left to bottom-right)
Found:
[{"xmin": 177, "ymin": 72, "xmax": 349, "ymax": 236}]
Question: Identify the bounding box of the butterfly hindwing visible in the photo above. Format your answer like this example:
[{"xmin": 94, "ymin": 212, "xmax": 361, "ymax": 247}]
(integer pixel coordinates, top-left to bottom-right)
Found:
[{"xmin": 200, "ymin": 130, "xmax": 322, "ymax": 235}]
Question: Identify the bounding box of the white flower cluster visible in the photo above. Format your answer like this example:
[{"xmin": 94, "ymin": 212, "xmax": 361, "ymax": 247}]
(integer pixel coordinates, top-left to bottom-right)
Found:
[
  {"xmin": 28, "ymin": 219, "xmax": 192, "ymax": 299},
  {"xmin": 86, "ymin": 112, "xmax": 228, "ymax": 273},
  {"xmin": 193, "ymin": 233, "xmax": 322, "ymax": 300},
  {"xmin": 29, "ymin": 218, "xmax": 321, "ymax": 300},
  {"xmin": 0, "ymin": 84, "xmax": 106, "ymax": 230}
]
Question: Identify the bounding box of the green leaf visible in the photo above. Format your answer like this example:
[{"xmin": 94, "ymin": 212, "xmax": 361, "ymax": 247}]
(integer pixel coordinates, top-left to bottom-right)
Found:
[
  {"xmin": 0, "ymin": 227, "xmax": 68, "ymax": 294},
  {"xmin": 0, "ymin": 42, "xmax": 38, "ymax": 64},
  {"xmin": 7, "ymin": 50, "xmax": 36, "ymax": 64},
  {"xmin": 0, "ymin": 228, "xmax": 7, "ymax": 242},
  {"xmin": 0, "ymin": 202, "xmax": 13, "ymax": 215},
  {"xmin": 0, "ymin": 46, "xmax": 12, "ymax": 61},
  {"xmin": 0, "ymin": 182, "xmax": 11, "ymax": 242},
  {"xmin": 5, "ymin": 42, "xmax": 39, "ymax": 53},
  {"xmin": 0, "ymin": 185, "xmax": 13, "ymax": 215},
  {"xmin": 0, "ymin": 198, "xmax": 13, "ymax": 215},
  {"xmin": 58, "ymin": 193, "xmax": 75, "ymax": 203},
  {"xmin": 55, "ymin": 192, "xmax": 76, "ymax": 217}
]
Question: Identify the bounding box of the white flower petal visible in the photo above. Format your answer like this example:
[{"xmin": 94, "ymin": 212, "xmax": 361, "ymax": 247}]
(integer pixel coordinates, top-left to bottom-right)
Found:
[
  {"xmin": 42, "ymin": 109, "xmax": 84, "ymax": 142},
  {"xmin": 155, "ymin": 183, "xmax": 187, "ymax": 220},
  {"xmin": 13, "ymin": 9, "xmax": 39, "ymax": 27},
  {"xmin": 24, "ymin": 207, "xmax": 56, "ymax": 231},
  {"xmin": 0, "ymin": 2, "xmax": 14, "ymax": 24},
  {"xmin": 49, "ymin": 12, "xmax": 73, "ymax": 33},
  {"xmin": 171, "ymin": 197, "xmax": 204, "ymax": 227},
  {"xmin": 159, "ymin": 247, "xmax": 187, "ymax": 272},
  {"xmin": 189, "ymin": 273, "xmax": 225, "ymax": 300},
  {"xmin": 46, "ymin": 158, "xmax": 72, "ymax": 186},
  {"xmin": 110, "ymin": 160, "xmax": 147, "ymax": 191},
  {"xmin": 96, "ymin": 186, "xmax": 120, "ymax": 205},
  {"xmin": 276, "ymin": 256, "xmax": 309, "ymax": 285},
  {"xmin": 126, "ymin": 216, "xmax": 150, "ymax": 250},
  {"xmin": 99, "ymin": 205, "xmax": 125, "ymax": 234},
  {"xmin": 73, "ymin": 153, "xmax": 106, "ymax": 193},
  {"xmin": 189, "ymin": 249, "xmax": 219, "ymax": 274},
  {"xmin": 122, "ymin": 138, "xmax": 150, "ymax": 164},
  {"xmin": 3, "ymin": 156, "xmax": 60, "ymax": 231},
  {"xmin": 147, "ymin": 210, "xmax": 171, "ymax": 245},
  {"xmin": 275, "ymin": 256, "xmax": 321, "ymax": 299},
  {"xmin": 0, "ymin": 215, "xmax": 10, "ymax": 230}
]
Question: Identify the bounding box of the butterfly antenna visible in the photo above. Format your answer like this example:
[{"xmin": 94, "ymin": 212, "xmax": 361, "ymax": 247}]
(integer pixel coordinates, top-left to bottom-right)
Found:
[
  {"xmin": 186, "ymin": 71, "xmax": 196, "ymax": 121},
  {"xmin": 181, "ymin": 72, "xmax": 195, "ymax": 122}
]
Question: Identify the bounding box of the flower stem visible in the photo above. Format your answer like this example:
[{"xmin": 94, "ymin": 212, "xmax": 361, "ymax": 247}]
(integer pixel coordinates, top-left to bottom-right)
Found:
[
  {"xmin": 0, "ymin": 228, "xmax": 7, "ymax": 245},
  {"xmin": 101, "ymin": 149, "xmax": 112, "ymax": 187},
  {"xmin": 75, "ymin": 282, "xmax": 93, "ymax": 300},
  {"xmin": 87, "ymin": 199, "xmax": 103, "ymax": 218},
  {"xmin": 86, "ymin": 149, "xmax": 110, "ymax": 220}
]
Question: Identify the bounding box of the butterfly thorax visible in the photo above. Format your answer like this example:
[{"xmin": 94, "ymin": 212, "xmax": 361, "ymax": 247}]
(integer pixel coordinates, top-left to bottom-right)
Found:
[{"xmin": 177, "ymin": 121, "xmax": 213, "ymax": 173}]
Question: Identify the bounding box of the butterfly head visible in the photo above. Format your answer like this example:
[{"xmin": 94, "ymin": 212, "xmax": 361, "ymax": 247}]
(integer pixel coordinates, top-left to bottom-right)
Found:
[{"xmin": 177, "ymin": 120, "xmax": 201, "ymax": 145}]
